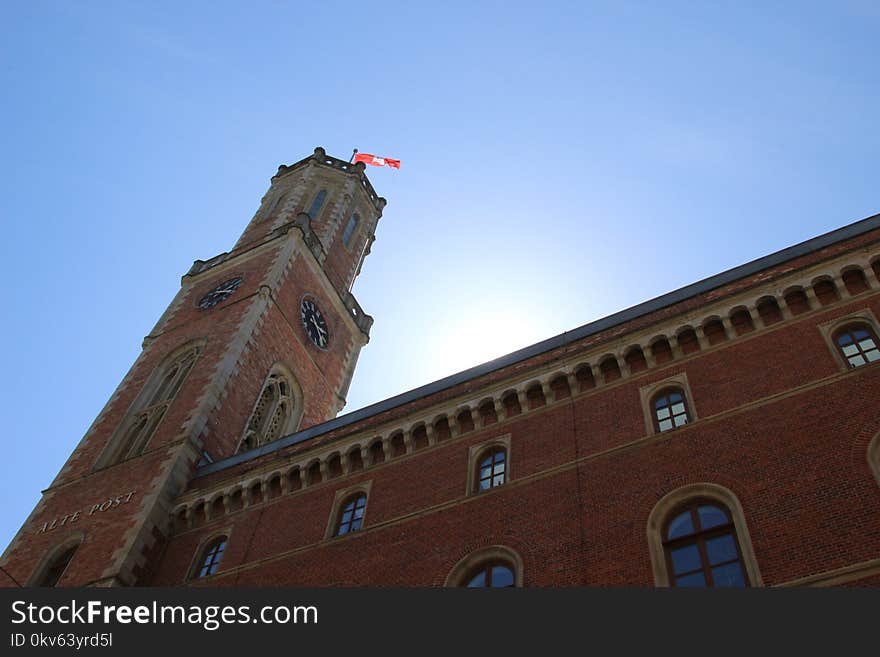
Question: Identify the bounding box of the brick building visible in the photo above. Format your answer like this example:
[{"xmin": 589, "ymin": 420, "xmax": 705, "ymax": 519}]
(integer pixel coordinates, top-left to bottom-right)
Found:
[{"xmin": 3, "ymin": 148, "xmax": 880, "ymax": 588}]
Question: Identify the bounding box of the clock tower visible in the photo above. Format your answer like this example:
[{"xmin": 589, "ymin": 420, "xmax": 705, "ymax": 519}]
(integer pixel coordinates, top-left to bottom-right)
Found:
[{"xmin": 0, "ymin": 147, "xmax": 385, "ymax": 586}]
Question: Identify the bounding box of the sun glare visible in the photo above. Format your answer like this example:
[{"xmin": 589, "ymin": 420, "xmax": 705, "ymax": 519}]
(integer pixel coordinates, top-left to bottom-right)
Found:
[{"xmin": 420, "ymin": 298, "xmax": 548, "ymax": 383}]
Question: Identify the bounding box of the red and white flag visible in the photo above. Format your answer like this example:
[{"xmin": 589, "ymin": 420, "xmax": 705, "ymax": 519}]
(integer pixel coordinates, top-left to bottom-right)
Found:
[{"xmin": 354, "ymin": 152, "xmax": 401, "ymax": 169}]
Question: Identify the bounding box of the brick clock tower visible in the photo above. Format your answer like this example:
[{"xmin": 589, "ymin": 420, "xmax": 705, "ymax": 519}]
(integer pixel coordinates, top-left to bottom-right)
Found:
[{"xmin": 1, "ymin": 148, "xmax": 385, "ymax": 587}]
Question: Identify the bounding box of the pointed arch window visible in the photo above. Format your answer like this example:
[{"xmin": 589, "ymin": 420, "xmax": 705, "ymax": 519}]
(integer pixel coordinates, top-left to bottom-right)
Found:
[
  {"xmin": 238, "ymin": 368, "xmax": 302, "ymax": 453},
  {"xmin": 36, "ymin": 543, "xmax": 79, "ymax": 587},
  {"xmin": 100, "ymin": 343, "xmax": 202, "ymax": 467},
  {"xmin": 307, "ymin": 189, "xmax": 327, "ymax": 219},
  {"xmin": 342, "ymin": 213, "xmax": 360, "ymax": 247},
  {"xmin": 266, "ymin": 191, "xmax": 289, "ymax": 220}
]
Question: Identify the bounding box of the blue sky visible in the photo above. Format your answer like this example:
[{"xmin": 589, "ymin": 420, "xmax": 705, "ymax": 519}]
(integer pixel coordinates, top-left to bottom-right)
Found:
[{"xmin": 1, "ymin": 1, "xmax": 878, "ymax": 551}]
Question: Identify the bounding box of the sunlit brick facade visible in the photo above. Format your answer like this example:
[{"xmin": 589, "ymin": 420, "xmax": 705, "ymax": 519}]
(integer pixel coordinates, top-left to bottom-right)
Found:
[{"xmin": 3, "ymin": 148, "xmax": 880, "ymax": 587}]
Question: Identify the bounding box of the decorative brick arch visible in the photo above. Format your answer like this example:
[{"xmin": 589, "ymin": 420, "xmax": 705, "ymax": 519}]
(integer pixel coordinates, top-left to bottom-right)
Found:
[{"xmin": 646, "ymin": 482, "xmax": 762, "ymax": 587}]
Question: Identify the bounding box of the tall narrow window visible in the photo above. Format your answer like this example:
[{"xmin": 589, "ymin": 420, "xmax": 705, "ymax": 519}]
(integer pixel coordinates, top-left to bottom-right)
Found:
[
  {"xmin": 334, "ymin": 493, "xmax": 367, "ymax": 536},
  {"xmin": 342, "ymin": 213, "xmax": 359, "ymax": 247},
  {"xmin": 476, "ymin": 447, "xmax": 507, "ymax": 492},
  {"xmin": 652, "ymin": 388, "xmax": 690, "ymax": 433},
  {"xmin": 267, "ymin": 192, "xmax": 288, "ymax": 219},
  {"xmin": 194, "ymin": 536, "xmax": 227, "ymax": 578},
  {"xmin": 36, "ymin": 544, "xmax": 79, "ymax": 587},
  {"xmin": 307, "ymin": 189, "xmax": 327, "ymax": 219},
  {"xmin": 834, "ymin": 324, "xmax": 880, "ymax": 368},
  {"xmin": 239, "ymin": 368, "xmax": 302, "ymax": 453},
  {"xmin": 101, "ymin": 343, "xmax": 202, "ymax": 467},
  {"xmin": 663, "ymin": 501, "xmax": 748, "ymax": 587}
]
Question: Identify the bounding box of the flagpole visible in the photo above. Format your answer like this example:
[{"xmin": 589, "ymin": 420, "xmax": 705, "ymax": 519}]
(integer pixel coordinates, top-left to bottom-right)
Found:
[{"xmin": 349, "ymin": 148, "xmax": 358, "ymax": 164}]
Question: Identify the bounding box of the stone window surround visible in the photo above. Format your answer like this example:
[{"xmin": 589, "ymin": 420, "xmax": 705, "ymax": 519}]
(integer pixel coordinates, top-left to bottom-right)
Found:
[
  {"xmin": 466, "ymin": 434, "xmax": 512, "ymax": 496},
  {"xmin": 817, "ymin": 307, "xmax": 880, "ymax": 372},
  {"xmin": 638, "ymin": 373, "xmax": 698, "ymax": 437},
  {"xmin": 26, "ymin": 531, "xmax": 85, "ymax": 587},
  {"xmin": 257, "ymin": 187, "xmax": 289, "ymax": 224},
  {"xmin": 186, "ymin": 527, "xmax": 233, "ymax": 582},
  {"xmin": 235, "ymin": 362, "xmax": 304, "ymax": 454},
  {"xmin": 324, "ymin": 480, "xmax": 373, "ymax": 541},
  {"xmin": 646, "ymin": 483, "xmax": 763, "ymax": 587},
  {"xmin": 444, "ymin": 545, "xmax": 524, "ymax": 587},
  {"xmin": 93, "ymin": 339, "xmax": 205, "ymax": 471}
]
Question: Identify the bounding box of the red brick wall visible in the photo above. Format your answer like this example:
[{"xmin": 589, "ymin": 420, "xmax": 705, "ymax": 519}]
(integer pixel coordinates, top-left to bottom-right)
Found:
[
  {"xmin": 2, "ymin": 448, "xmax": 172, "ymax": 586},
  {"xmin": 148, "ymin": 288, "xmax": 880, "ymax": 587}
]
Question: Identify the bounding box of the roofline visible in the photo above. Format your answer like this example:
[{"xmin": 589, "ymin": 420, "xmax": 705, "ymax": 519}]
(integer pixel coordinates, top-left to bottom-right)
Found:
[{"xmin": 197, "ymin": 211, "xmax": 880, "ymax": 477}]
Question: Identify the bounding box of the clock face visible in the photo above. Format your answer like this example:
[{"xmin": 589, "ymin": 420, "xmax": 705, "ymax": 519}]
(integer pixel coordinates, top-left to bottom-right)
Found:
[
  {"xmin": 197, "ymin": 277, "xmax": 243, "ymax": 309},
  {"xmin": 300, "ymin": 298, "xmax": 329, "ymax": 348}
]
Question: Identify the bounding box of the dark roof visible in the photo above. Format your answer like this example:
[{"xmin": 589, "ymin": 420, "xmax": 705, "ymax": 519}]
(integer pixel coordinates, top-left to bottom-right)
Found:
[{"xmin": 197, "ymin": 211, "xmax": 880, "ymax": 477}]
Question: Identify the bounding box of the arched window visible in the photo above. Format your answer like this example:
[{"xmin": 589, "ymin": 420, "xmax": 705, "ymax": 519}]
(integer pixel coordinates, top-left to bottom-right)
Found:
[
  {"xmin": 662, "ymin": 501, "xmax": 748, "ymax": 587},
  {"xmin": 194, "ymin": 536, "xmax": 227, "ymax": 579},
  {"xmin": 238, "ymin": 368, "xmax": 302, "ymax": 453},
  {"xmin": 99, "ymin": 343, "xmax": 202, "ymax": 467},
  {"xmin": 307, "ymin": 189, "xmax": 327, "ymax": 219},
  {"xmin": 36, "ymin": 544, "xmax": 79, "ymax": 587},
  {"xmin": 652, "ymin": 388, "xmax": 690, "ymax": 433},
  {"xmin": 261, "ymin": 191, "xmax": 293, "ymax": 222},
  {"xmin": 834, "ymin": 324, "xmax": 880, "ymax": 368},
  {"xmin": 465, "ymin": 563, "xmax": 516, "ymax": 587},
  {"xmin": 342, "ymin": 213, "xmax": 359, "ymax": 247},
  {"xmin": 445, "ymin": 546, "xmax": 524, "ymax": 587},
  {"xmin": 476, "ymin": 447, "xmax": 506, "ymax": 492},
  {"xmin": 334, "ymin": 493, "xmax": 367, "ymax": 536}
]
